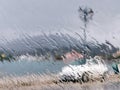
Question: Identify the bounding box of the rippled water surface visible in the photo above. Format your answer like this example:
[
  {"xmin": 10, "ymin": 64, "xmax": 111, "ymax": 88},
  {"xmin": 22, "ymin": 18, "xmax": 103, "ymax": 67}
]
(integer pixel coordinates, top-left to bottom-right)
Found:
[{"xmin": 0, "ymin": 60, "xmax": 65, "ymax": 77}]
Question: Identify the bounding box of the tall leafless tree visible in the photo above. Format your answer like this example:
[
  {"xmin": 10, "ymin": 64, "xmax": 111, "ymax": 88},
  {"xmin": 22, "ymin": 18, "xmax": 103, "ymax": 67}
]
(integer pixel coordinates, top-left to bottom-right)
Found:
[{"xmin": 78, "ymin": 7, "xmax": 94, "ymax": 59}]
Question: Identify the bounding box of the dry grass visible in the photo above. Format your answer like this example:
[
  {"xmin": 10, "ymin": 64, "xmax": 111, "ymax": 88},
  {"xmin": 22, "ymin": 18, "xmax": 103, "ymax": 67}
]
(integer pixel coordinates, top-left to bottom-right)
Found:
[
  {"xmin": 0, "ymin": 73, "xmax": 120, "ymax": 90},
  {"xmin": 0, "ymin": 73, "xmax": 58, "ymax": 88}
]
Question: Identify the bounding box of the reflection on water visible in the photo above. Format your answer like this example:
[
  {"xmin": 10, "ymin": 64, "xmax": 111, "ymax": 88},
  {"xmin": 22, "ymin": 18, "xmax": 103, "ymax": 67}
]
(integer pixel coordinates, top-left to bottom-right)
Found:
[
  {"xmin": 0, "ymin": 58, "xmax": 114, "ymax": 77},
  {"xmin": 0, "ymin": 59, "xmax": 65, "ymax": 77}
]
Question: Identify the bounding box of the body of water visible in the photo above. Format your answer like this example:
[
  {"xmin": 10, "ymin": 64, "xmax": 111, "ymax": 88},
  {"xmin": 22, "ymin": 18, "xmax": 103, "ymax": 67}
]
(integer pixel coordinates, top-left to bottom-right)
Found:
[{"xmin": 0, "ymin": 59, "xmax": 65, "ymax": 77}]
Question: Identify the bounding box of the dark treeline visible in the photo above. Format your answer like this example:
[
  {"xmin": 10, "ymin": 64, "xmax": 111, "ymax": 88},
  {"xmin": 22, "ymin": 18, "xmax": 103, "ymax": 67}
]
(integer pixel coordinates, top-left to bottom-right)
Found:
[{"xmin": 0, "ymin": 33, "xmax": 119, "ymax": 60}]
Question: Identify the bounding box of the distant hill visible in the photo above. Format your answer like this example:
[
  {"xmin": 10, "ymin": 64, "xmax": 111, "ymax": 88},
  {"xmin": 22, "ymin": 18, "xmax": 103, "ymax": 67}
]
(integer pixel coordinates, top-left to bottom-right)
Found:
[{"xmin": 0, "ymin": 33, "xmax": 118, "ymax": 60}]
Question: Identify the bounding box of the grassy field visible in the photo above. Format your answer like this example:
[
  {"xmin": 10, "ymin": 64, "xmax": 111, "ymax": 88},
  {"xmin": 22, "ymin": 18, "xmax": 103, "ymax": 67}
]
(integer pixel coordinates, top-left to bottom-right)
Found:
[{"xmin": 0, "ymin": 73, "xmax": 120, "ymax": 90}]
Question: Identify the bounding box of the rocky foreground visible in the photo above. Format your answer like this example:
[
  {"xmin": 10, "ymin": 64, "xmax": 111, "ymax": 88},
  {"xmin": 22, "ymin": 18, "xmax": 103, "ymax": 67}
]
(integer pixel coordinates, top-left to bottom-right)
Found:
[{"xmin": 0, "ymin": 74, "xmax": 120, "ymax": 90}]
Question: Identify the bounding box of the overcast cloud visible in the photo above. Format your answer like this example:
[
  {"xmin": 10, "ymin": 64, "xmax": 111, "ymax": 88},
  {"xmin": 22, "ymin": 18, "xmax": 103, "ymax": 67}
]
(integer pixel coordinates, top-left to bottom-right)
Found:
[{"xmin": 0, "ymin": 0, "xmax": 120, "ymax": 46}]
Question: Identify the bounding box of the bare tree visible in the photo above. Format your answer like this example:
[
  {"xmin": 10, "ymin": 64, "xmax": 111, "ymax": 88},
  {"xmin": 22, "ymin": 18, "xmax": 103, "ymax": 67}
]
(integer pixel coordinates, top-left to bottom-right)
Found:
[{"xmin": 78, "ymin": 7, "xmax": 94, "ymax": 59}]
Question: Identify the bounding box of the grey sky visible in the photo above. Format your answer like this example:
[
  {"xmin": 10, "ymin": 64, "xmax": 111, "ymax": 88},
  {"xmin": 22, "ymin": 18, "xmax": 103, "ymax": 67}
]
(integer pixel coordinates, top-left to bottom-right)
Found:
[{"xmin": 0, "ymin": 0, "xmax": 120, "ymax": 46}]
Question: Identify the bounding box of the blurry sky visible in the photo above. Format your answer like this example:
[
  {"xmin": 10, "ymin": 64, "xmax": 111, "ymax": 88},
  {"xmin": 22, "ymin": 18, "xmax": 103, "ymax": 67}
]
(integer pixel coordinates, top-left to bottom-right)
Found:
[{"xmin": 0, "ymin": 0, "xmax": 120, "ymax": 46}]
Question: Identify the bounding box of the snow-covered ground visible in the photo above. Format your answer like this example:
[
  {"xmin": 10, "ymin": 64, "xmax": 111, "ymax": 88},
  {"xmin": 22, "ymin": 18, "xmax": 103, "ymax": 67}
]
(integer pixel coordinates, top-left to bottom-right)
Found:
[{"xmin": 59, "ymin": 57, "xmax": 109, "ymax": 81}]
